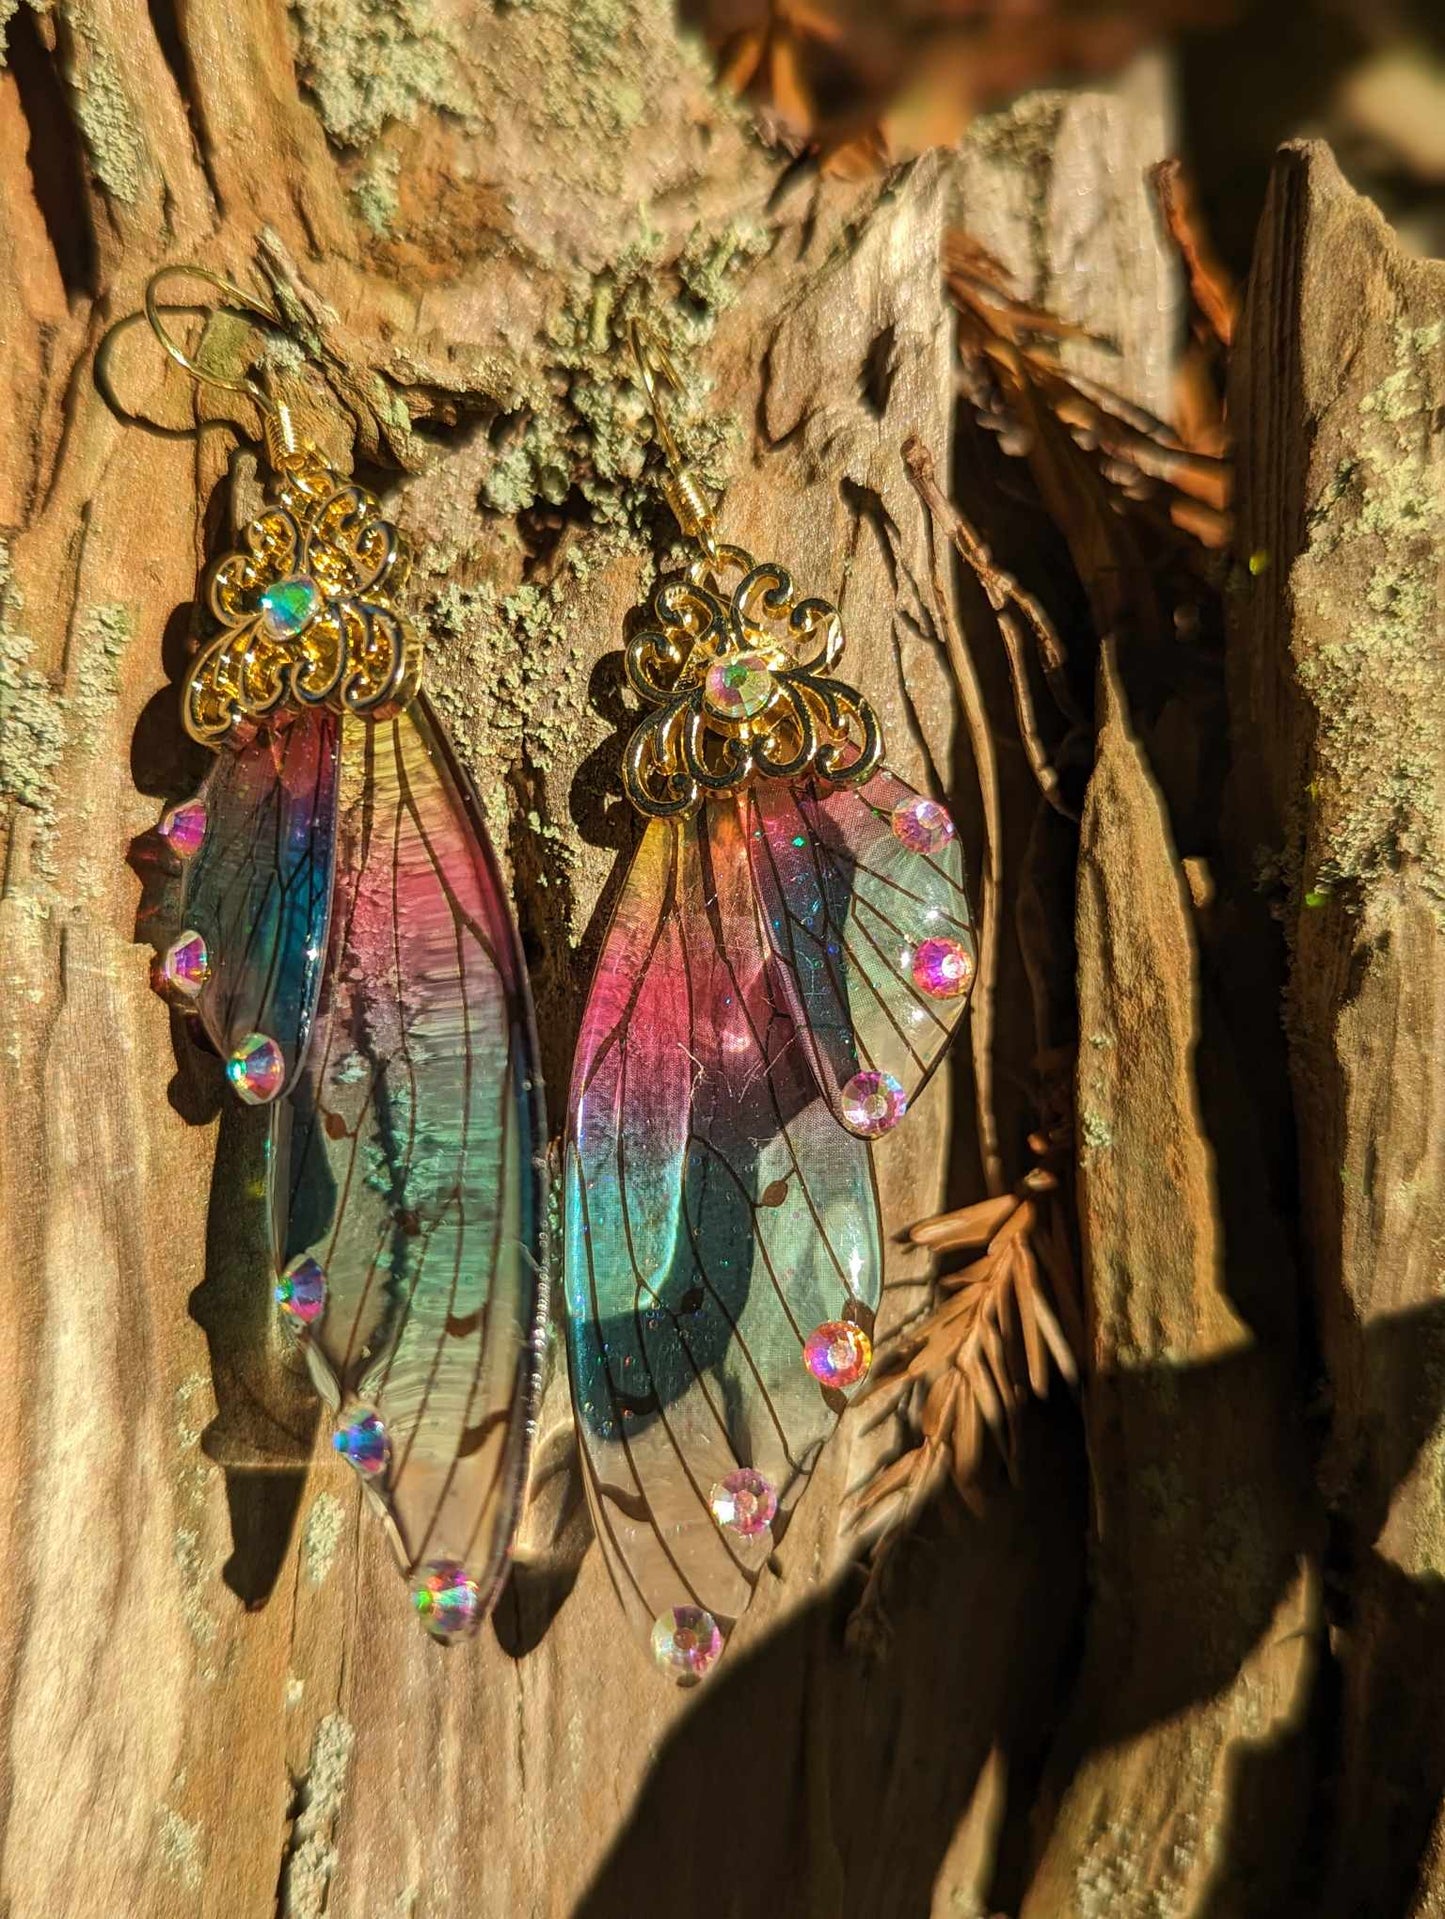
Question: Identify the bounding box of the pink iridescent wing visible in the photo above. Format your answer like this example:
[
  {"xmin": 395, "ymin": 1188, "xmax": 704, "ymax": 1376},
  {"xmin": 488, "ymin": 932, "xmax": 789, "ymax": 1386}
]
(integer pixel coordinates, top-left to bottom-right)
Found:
[
  {"xmin": 564, "ymin": 800, "xmax": 880, "ymax": 1674},
  {"xmin": 748, "ymin": 770, "xmax": 976, "ymax": 1128},
  {"xmin": 273, "ymin": 692, "xmax": 547, "ymax": 1636},
  {"xmin": 166, "ymin": 711, "xmax": 340, "ymax": 1091}
]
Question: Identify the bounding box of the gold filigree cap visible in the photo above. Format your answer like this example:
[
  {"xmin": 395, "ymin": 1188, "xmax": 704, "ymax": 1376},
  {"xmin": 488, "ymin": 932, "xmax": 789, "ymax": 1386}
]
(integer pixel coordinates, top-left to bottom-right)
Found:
[
  {"xmin": 143, "ymin": 263, "xmax": 422, "ymax": 746},
  {"xmin": 185, "ymin": 444, "xmax": 418, "ymax": 745},
  {"xmin": 622, "ymin": 546, "xmax": 882, "ymax": 818},
  {"xmin": 623, "ymin": 326, "xmax": 882, "ymax": 817}
]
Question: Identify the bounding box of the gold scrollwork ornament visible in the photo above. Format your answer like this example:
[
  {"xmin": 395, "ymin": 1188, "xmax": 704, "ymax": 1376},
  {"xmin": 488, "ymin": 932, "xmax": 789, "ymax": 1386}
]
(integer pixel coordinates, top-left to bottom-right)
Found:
[
  {"xmin": 185, "ymin": 444, "xmax": 419, "ymax": 746},
  {"xmin": 622, "ymin": 544, "xmax": 882, "ymax": 819}
]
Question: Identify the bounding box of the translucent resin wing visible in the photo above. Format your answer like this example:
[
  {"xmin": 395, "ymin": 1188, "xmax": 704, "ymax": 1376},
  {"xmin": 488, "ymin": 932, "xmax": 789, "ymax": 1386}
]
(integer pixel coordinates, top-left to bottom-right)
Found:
[
  {"xmin": 747, "ymin": 770, "xmax": 976, "ymax": 1127},
  {"xmin": 564, "ymin": 800, "xmax": 880, "ymax": 1669},
  {"xmin": 274, "ymin": 692, "xmax": 547, "ymax": 1626},
  {"xmin": 177, "ymin": 710, "xmax": 339, "ymax": 1091}
]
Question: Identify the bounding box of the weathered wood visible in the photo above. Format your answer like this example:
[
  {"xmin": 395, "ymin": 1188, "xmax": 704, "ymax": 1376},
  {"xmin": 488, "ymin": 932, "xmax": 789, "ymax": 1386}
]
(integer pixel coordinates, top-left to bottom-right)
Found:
[
  {"xmin": 954, "ymin": 54, "xmax": 1180, "ymax": 422},
  {"xmin": 17, "ymin": 5, "xmax": 1439, "ymax": 1914},
  {"xmin": 0, "ymin": 7, "xmax": 1179, "ymax": 1914},
  {"xmin": 1023, "ymin": 641, "xmax": 1316, "ymax": 1917},
  {"xmin": 1231, "ymin": 139, "xmax": 1445, "ymax": 1918}
]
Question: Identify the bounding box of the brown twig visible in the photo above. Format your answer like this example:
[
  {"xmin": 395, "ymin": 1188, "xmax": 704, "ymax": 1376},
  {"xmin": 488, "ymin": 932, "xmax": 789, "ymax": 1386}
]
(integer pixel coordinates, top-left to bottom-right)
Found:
[
  {"xmin": 904, "ymin": 436, "xmax": 1006, "ymax": 1199},
  {"xmin": 1151, "ymin": 157, "xmax": 1238, "ymax": 349},
  {"xmin": 903, "ymin": 437, "xmax": 1079, "ymax": 815}
]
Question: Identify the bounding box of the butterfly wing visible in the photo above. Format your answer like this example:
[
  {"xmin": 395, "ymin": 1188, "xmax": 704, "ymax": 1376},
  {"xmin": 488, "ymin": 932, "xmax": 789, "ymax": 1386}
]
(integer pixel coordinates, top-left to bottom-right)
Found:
[
  {"xmin": 274, "ymin": 691, "xmax": 547, "ymax": 1626},
  {"xmin": 179, "ymin": 711, "xmax": 340, "ymax": 1090},
  {"xmin": 748, "ymin": 770, "xmax": 976, "ymax": 1125},
  {"xmin": 564, "ymin": 799, "xmax": 880, "ymax": 1671}
]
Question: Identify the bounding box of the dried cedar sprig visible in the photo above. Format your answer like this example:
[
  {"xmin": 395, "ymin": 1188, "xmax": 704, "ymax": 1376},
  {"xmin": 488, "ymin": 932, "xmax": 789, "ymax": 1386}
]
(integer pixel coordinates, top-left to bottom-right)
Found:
[
  {"xmin": 848, "ymin": 1129, "xmax": 1082, "ymax": 1590},
  {"xmin": 945, "ymin": 228, "xmax": 1233, "ymax": 554}
]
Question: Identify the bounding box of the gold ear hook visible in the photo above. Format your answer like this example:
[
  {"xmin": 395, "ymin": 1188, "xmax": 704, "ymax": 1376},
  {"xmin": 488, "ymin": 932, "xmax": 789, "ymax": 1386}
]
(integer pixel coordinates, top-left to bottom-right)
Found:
[
  {"xmin": 629, "ymin": 318, "xmax": 719, "ymax": 558},
  {"xmin": 143, "ymin": 264, "xmax": 301, "ymax": 458}
]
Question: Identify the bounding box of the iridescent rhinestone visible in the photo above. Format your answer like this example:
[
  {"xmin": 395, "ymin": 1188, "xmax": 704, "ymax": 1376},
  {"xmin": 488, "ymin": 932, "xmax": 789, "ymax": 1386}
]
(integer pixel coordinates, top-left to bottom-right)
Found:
[
  {"xmin": 703, "ymin": 650, "xmax": 774, "ymax": 722},
  {"xmin": 803, "ymin": 1319, "xmax": 873, "ymax": 1390},
  {"xmin": 275, "ymin": 1254, "xmax": 327, "ymax": 1325},
  {"xmin": 651, "ymin": 1604, "xmax": 723, "ymax": 1679},
  {"xmin": 708, "ymin": 1467, "xmax": 777, "ymax": 1538},
  {"xmin": 158, "ymin": 798, "xmax": 207, "ymax": 859},
  {"xmin": 159, "ymin": 930, "xmax": 209, "ymax": 1000},
  {"xmin": 227, "ymin": 1031, "xmax": 285, "ymax": 1104},
  {"xmin": 840, "ymin": 1068, "xmax": 907, "ymax": 1137},
  {"xmin": 412, "ymin": 1559, "xmax": 484, "ymax": 1643},
  {"xmin": 891, "ymin": 794, "xmax": 955, "ymax": 855},
  {"xmin": 258, "ymin": 575, "xmax": 320, "ymax": 640},
  {"xmin": 911, "ymin": 936, "xmax": 975, "ymax": 1000},
  {"xmin": 333, "ymin": 1410, "xmax": 388, "ymax": 1477}
]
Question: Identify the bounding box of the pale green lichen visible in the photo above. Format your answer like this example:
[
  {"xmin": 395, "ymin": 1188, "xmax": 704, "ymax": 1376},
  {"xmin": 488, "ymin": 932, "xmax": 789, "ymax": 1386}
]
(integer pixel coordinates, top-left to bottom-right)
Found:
[
  {"xmin": 1294, "ymin": 318, "xmax": 1445, "ymax": 906},
  {"xmin": 476, "ymin": 216, "xmax": 768, "ymax": 533},
  {"xmin": 1080, "ymin": 1110, "xmax": 1113, "ymax": 1152},
  {"xmin": 158, "ymin": 1807, "xmax": 205, "ymax": 1894},
  {"xmin": 0, "ymin": 546, "xmax": 140, "ymax": 911},
  {"xmin": 414, "ymin": 204, "xmax": 761, "ymax": 899},
  {"xmin": 172, "ymin": 1525, "xmax": 219, "ymax": 1651},
  {"xmin": 172, "ymin": 1374, "xmax": 224, "ymax": 1664},
  {"xmin": 483, "ymin": 0, "xmax": 704, "ymax": 156},
  {"xmin": 289, "ymin": 0, "xmax": 473, "ymax": 148},
  {"xmin": 301, "ymin": 1491, "xmax": 345, "ymax": 1586},
  {"xmin": 0, "ymin": 0, "xmax": 19, "ymax": 66},
  {"xmin": 279, "ymin": 1713, "xmax": 356, "ymax": 1919},
  {"xmin": 71, "ymin": 602, "xmax": 131, "ymax": 753},
  {"xmin": 538, "ymin": 0, "xmax": 645, "ymax": 139},
  {"xmin": 0, "ymin": 554, "xmax": 61, "ymax": 818},
  {"xmin": 1073, "ymin": 1801, "xmax": 1203, "ymax": 1919},
  {"xmin": 961, "ymin": 92, "xmax": 1065, "ymax": 292},
  {"xmin": 352, "ymin": 145, "xmax": 401, "ymax": 232},
  {"xmin": 965, "ymin": 88, "xmax": 1065, "ymax": 168},
  {"xmin": 425, "ymin": 574, "xmax": 594, "ymax": 882},
  {"xmin": 173, "ymin": 1371, "xmax": 212, "ymax": 1451},
  {"xmin": 67, "ymin": 13, "xmax": 144, "ymax": 204}
]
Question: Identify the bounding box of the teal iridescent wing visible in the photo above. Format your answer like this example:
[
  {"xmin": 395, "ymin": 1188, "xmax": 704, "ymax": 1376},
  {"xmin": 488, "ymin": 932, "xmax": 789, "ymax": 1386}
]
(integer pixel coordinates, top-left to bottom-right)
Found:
[
  {"xmin": 176, "ymin": 712, "xmax": 339, "ymax": 1091},
  {"xmin": 747, "ymin": 771, "xmax": 976, "ymax": 1127},
  {"xmin": 564, "ymin": 800, "xmax": 880, "ymax": 1673},
  {"xmin": 274, "ymin": 693, "xmax": 547, "ymax": 1630}
]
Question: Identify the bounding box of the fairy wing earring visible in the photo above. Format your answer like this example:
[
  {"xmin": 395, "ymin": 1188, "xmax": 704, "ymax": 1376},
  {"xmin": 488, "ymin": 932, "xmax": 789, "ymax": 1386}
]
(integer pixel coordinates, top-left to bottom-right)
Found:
[
  {"xmin": 145, "ymin": 268, "xmax": 548, "ymax": 1642},
  {"xmin": 564, "ymin": 324, "xmax": 977, "ymax": 1681}
]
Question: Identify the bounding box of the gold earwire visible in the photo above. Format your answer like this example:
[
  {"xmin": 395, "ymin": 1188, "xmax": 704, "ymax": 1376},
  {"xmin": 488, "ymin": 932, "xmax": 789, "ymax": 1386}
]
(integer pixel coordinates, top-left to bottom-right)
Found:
[
  {"xmin": 629, "ymin": 319, "xmax": 720, "ymax": 560},
  {"xmin": 144, "ymin": 264, "xmax": 301, "ymax": 463}
]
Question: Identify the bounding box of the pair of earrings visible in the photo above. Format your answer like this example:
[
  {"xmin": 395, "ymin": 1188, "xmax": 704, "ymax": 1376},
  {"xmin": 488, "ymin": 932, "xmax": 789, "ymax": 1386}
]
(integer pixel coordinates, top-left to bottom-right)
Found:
[{"xmin": 142, "ymin": 268, "xmax": 977, "ymax": 1680}]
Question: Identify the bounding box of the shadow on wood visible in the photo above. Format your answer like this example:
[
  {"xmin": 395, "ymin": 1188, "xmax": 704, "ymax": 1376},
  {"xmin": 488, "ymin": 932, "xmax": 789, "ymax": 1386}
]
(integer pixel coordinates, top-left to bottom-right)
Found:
[{"xmin": 575, "ymin": 1400, "xmax": 1086, "ymax": 1919}]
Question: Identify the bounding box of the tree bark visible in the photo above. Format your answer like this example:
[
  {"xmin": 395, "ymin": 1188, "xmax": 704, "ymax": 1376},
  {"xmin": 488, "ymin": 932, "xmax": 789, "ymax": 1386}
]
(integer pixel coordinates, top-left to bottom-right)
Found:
[
  {"xmin": 1231, "ymin": 138, "xmax": 1445, "ymax": 1919},
  {"xmin": 2, "ymin": 0, "xmax": 1441, "ymax": 1913}
]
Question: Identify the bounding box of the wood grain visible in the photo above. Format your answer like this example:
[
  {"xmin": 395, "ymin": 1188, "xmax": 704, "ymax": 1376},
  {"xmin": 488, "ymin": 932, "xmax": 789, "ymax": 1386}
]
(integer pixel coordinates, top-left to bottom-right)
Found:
[
  {"xmin": 1022, "ymin": 641, "xmax": 1316, "ymax": 1917},
  {"xmin": 13, "ymin": 2, "xmax": 1439, "ymax": 1912},
  {"xmin": 1232, "ymin": 139, "xmax": 1445, "ymax": 1919},
  {"xmin": 0, "ymin": 10, "xmax": 1162, "ymax": 1915}
]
